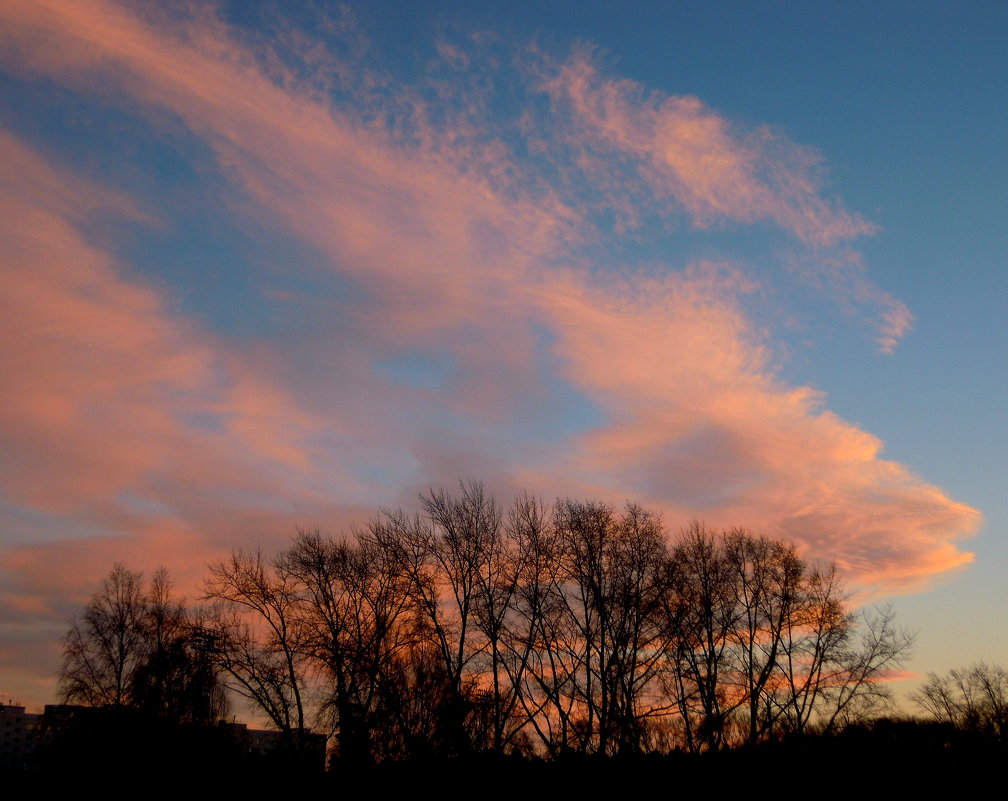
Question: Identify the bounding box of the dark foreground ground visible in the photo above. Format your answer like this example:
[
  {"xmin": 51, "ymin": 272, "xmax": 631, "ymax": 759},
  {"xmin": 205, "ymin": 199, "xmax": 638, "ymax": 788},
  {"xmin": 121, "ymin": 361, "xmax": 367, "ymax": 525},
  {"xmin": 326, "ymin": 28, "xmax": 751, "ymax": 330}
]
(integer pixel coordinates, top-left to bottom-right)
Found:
[{"xmin": 6, "ymin": 717, "xmax": 1003, "ymax": 794}]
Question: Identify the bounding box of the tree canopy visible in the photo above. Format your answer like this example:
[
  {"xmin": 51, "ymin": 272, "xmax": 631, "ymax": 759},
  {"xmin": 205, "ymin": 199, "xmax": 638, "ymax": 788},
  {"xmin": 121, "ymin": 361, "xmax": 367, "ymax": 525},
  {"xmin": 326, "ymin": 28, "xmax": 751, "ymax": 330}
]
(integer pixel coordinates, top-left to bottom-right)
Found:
[{"xmin": 60, "ymin": 483, "xmax": 916, "ymax": 762}]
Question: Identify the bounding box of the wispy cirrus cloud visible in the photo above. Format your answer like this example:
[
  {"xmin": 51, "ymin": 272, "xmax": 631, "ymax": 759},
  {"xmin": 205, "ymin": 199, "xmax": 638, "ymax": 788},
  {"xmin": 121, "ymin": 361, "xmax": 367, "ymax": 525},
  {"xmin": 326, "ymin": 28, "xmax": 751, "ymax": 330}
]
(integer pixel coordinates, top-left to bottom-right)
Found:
[
  {"xmin": 0, "ymin": 0, "xmax": 978, "ymax": 706},
  {"xmin": 531, "ymin": 46, "xmax": 913, "ymax": 353},
  {"xmin": 0, "ymin": 125, "xmax": 348, "ymax": 550},
  {"xmin": 535, "ymin": 47, "xmax": 876, "ymax": 246}
]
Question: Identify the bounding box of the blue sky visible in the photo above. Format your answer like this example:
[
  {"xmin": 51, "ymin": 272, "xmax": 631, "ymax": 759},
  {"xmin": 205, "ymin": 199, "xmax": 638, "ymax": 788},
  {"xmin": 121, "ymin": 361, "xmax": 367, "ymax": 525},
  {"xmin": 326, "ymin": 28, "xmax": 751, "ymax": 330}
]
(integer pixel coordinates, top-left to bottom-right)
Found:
[{"xmin": 0, "ymin": 0, "xmax": 1005, "ymax": 710}]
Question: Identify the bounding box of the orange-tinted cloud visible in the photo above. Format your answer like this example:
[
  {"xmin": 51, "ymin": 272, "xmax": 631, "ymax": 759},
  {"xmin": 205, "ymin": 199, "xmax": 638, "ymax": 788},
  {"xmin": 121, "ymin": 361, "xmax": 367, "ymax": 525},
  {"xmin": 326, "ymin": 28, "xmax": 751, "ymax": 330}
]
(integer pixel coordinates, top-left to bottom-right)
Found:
[
  {"xmin": 0, "ymin": 0, "xmax": 979, "ymax": 709},
  {"xmin": 533, "ymin": 47, "xmax": 912, "ymax": 352},
  {"xmin": 535, "ymin": 47, "xmax": 874, "ymax": 245},
  {"xmin": 0, "ymin": 127, "xmax": 383, "ymax": 643},
  {"xmin": 530, "ymin": 263, "xmax": 978, "ymax": 591}
]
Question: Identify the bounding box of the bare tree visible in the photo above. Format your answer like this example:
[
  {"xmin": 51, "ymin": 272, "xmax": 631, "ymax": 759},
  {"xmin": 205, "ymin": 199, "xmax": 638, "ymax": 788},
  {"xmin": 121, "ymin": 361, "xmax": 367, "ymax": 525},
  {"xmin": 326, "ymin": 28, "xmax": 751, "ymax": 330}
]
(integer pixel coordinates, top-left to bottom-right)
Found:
[
  {"xmin": 202, "ymin": 548, "xmax": 307, "ymax": 746},
  {"xmin": 188, "ymin": 485, "xmax": 924, "ymax": 759},
  {"xmin": 467, "ymin": 490, "xmax": 521, "ymax": 752},
  {"xmin": 279, "ymin": 527, "xmax": 415, "ymax": 760},
  {"xmin": 526, "ymin": 499, "xmax": 668, "ymax": 755},
  {"xmin": 506, "ymin": 493, "xmax": 580, "ymax": 755},
  {"xmin": 662, "ymin": 522, "xmax": 740, "ymax": 752},
  {"xmin": 911, "ymin": 663, "xmax": 1008, "ymax": 739},
  {"xmin": 129, "ymin": 569, "xmax": 226, "ymax": 724},
  {"xmin": 59, "ymin": 563, "xmax": 148, "ymax": 708},
  {"xmin": 60, "ymin": 563, "xmax": 226, "ymax": 724},
  {"xmin": 418, "ymin": 481, "xmax": 499, "ymax": 697},
  {"xmin": 601, "ymin": 503, "xmax": 668, "ymax": 753},
  {"xmin": 723, "ymin": 530, "xmax": 804, "ymax": 744},
  {"xmin": 366, "ymin": 482, "xmax": 506, "ymax": 754},
  {"xmin": 823, "ymin": 604, "xmax": 914, "ymax": 731},
  {"xmin": 773, "ymin": 565, "xmax": 913, "ymax": 735},
  {"xmin": 551, "ymin": 497, "xmax": 612, "ymax": 752}
]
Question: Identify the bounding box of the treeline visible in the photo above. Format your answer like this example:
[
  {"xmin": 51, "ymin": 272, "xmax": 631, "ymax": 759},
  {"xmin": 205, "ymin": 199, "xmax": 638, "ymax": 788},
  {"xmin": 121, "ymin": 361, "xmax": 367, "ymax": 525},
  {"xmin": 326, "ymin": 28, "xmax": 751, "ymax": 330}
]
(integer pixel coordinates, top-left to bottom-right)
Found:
[
  {"xmin": 60, "ymin": 482, "xmax": 919, "ymax": 762},
  {"xmin": 910, "ymin": 662, "xmax": 1008, "ymax": 740}
]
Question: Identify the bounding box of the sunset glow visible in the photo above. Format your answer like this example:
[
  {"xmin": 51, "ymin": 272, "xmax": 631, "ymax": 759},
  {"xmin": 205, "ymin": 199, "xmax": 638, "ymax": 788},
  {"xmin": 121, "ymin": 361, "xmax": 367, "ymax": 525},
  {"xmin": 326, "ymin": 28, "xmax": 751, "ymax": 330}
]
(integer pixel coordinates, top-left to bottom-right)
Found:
[{"xmin": 1, "ymin": 1, "xmax": 1005, "ymax": 713}]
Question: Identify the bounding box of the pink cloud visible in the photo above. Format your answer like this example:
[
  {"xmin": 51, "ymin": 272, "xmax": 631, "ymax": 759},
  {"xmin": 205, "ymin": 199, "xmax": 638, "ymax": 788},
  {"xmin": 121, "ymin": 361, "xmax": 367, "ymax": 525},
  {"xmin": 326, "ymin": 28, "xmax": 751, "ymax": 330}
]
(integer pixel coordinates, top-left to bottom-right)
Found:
[
  {"xmin": 0, "ymin": 128, "xmax": 354, "ymax": 591},
  {"xmin": 536, "ymin": 47, "xmax": 876, "ymax": 246},
  {"xmin": 532, "ymin": 46, "xmax": 911, "ymax": 352},
  {"xmin": 0, "ymin": 0, "xmax": 977, "ymax": 587},
  {"xmin": 530, "ymin": 263, "xmax": 978, "ymax": 591},
  {"xmin": 0, "ymin": 0, "xmax": 980, "ymax": 709}
]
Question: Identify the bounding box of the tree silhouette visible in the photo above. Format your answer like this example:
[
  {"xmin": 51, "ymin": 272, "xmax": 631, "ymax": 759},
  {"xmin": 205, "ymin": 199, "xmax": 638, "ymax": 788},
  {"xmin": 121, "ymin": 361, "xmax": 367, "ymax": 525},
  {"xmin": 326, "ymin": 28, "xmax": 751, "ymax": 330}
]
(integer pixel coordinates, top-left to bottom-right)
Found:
[
  {"xmin": 52, "ymin": 483, "xmax": 912, "ymax": 764},
  {"xmin": 60, "ymin": 563, "xmax": 148, "ymax": 708},
  {"xmin": 911, "ymin": 662, "xmax": 1008, "ymax": 739},
  {"xmin": 59, "ymin": 564, "xmax": 226, "ymax": 724},
  {"xmin": 202, "ymin": 548, "xmax": 307, "ymax": 747}
]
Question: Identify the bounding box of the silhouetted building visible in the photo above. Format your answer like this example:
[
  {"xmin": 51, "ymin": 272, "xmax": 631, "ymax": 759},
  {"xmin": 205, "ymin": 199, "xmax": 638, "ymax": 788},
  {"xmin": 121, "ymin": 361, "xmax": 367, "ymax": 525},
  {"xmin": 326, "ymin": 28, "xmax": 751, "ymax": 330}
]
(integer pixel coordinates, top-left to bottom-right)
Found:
[
  {"xmin": 1, "ymin": 702, "xmax": 326, "ymax": 772},
  {"xmin": 1, "ymin": 704, "xmax": 44, "ymax": 769},
  {"xmin": 218, "ymin": 720, "xmax": 327, "ymax": 767}
]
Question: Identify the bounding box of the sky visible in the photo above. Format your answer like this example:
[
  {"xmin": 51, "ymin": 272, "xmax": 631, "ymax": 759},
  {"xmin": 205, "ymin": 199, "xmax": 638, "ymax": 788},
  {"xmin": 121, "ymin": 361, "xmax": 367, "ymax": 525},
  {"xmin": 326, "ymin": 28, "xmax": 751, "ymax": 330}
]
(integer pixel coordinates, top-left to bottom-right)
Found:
[{"xmin": 1, "ymin": 0, "xmax": 1005, "ymax": 713}]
